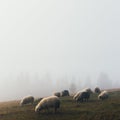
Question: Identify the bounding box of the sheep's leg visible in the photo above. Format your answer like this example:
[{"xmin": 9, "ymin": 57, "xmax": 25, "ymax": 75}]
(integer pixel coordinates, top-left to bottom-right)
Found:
[
  {"xmin": 54, "ymin": 107, "xmax": 57, "ymax": 113},
  {"xmin": 45, "ymin": 107, "xmax": 49, "ymax": 113}
]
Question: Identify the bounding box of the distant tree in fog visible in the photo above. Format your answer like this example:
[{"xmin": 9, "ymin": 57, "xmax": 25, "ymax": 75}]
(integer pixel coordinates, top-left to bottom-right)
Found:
[
  {"xmin": 56, "ymin": 75, "xmax": 69, "ymax": 90},
  {"xmin": 42, "ymin": 72, "xmax": 54, "ymax": 94},
  {"xmin": 97, "ymin": 72, "xmax": 112, "ymax": 89},
  {"xmin": 112, "ymin": 79, "xmax": 120, "ymax": 88},
  {"xmin": 83, "ymin": 76, "xmax": 92, "ymax": 88},
  {"xmin": 16, "ymin": 72, "xmax": 31, "ymax": 95},
  {"xmin": 17, "ymin": 72, "xmax": 30, "ymax": 86},
  {"xmin": 69, "ymin": 82, "xmax": 76, "ymax": 94}
]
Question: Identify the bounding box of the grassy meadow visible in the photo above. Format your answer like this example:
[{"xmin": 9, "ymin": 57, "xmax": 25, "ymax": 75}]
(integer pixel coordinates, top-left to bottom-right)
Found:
[{"xmin": 0, "ymin": 90, "xmax": 120, "ymax": 120}]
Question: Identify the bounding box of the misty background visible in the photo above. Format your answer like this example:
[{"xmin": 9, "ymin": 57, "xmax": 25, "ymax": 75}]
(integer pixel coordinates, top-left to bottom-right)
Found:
[{"xmin": 0, "ymin": 0, "xmax": 120, "ymax": 101}]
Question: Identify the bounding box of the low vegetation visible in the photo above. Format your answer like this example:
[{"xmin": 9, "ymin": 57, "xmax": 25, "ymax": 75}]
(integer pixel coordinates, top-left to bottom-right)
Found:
[{"xmin": 0, "ymin": 91, "xmax": 120, "ymax": 120}]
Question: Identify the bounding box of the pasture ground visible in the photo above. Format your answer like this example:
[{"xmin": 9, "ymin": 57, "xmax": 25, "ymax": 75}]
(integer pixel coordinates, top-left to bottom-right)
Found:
[{"xmin": 0, "ymin": 90, "xmax": 120, "ymax": 120}]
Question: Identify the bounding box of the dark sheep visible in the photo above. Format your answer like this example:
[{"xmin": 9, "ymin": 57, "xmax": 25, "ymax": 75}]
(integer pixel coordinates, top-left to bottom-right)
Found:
[
  {"xmin": 61, "ymin": 90, "xmax": 70, "ymax": 97},
  {"xmin": 54, "ymin": 92, "xmax": 61, "ymax": 97},
  {"xmin": 76, "ymin": 91, "xmax": 90, "ymax": 103},
  {"xmin": 94, "ymin": 87, "xmax": 101, "ymax": 94}
]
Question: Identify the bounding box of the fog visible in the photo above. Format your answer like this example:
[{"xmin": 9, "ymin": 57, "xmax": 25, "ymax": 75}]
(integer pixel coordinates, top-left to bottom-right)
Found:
[{"xmin": 0, "ymin": 0, "xmax": 120, "ymax": 101}]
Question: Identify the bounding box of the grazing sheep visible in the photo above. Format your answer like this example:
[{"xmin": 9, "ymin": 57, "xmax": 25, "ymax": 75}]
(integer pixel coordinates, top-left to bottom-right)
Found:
[
  {"xmin": 20, "ymin": 95, "xmax": 34, "ymax": 106},
  {"xmin": 98, "ymin": 91, "xmax": 109, "ymax": 100},
  {"xmin": 84, "ymin": 88, "xmax": 93, "ymax": 94},
  {"xmin": 53, "ymin": 92, "xmax": 61, "ymax": 97},
  {"xmin": 73, "ymin": 88, "xmax": 92, "ymax": 102},
  {"xmin": 76, "ymin": 91, "xmax": 90, "ymax": 102},
  {"xmin": 94, "ymin": 87, "xmax": 101, "ymax": 94},
  {"xmin": 61, "ymin": 90, "xmax": 69, "ymax": 97},
  {"xmin": 73, "ymin": 88, "xmax": 93, "ymax": 101},
  {"xmin": 35, "ymin": 96, "xmax": 60, "ymax": 113},
  {"xmin": 73, "ymin": 90, "xmax": 82, "ymax": 100}
]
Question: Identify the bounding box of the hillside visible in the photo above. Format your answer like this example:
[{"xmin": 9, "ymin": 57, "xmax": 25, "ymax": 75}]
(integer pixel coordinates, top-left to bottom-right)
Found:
[{"xmin": 0, "ymin": 90, "xmax": 120, "ymax": 120}]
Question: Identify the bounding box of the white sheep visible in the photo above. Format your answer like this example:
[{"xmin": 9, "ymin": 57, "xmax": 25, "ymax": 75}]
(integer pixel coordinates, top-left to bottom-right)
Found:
[
  {"xmin": 20, "ymin": 95, "xmax": 34, "ymax": 106},
  {"xmin": 35, "ymin": 96, "xmax": 60, "ymax": 113},
  {"xmin": 98, "ymin": 90, "xmax": 109, "ymax": 100},
  {"xmin": 73, "ymin": 90, "xmax": 82, "ymax": 100}
]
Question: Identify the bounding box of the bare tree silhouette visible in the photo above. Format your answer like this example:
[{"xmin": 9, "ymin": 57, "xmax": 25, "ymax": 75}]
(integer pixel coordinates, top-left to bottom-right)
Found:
[
  {"xmin": 69, "ymin": 82, "xmax": 76, "ymax": 95},
  {"xmin": 97, "ymin": 72, "xmax": 112, "ymax": 89}
]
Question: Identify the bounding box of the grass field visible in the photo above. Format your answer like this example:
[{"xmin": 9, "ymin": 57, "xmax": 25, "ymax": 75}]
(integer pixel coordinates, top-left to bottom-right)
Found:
[{"xmin": 0, "ymin": 90, "xmax": 120, "ymax": 120}]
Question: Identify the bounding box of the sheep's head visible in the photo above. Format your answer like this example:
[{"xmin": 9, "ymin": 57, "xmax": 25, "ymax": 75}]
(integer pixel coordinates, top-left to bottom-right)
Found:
[
  {"xmin": 35, "ymin": 106, "xmax": 42, "ymax": 113},
  {"xmin": 98, "ymin": 95, "xmax": 102, "ymax": 100}
]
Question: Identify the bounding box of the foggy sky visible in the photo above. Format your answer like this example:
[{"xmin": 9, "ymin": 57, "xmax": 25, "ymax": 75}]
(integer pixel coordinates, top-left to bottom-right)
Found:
[{"xmin": 0, "ymin": 0, "xmax": 120, "ymax": 101}]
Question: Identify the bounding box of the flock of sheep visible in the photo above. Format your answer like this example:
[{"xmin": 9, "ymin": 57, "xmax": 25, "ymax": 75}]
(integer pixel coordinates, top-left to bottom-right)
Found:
[
  {"xmin": 73, "ymin": 87, "xmax": 108, "ymax": 102},
  {"xmin": 20, "ymin": 87, "xmax": 109, "ymax": 113}
]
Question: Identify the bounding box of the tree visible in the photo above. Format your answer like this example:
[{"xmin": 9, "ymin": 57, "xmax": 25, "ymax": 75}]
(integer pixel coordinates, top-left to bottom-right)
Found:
[
  {"xmin": 97, "ymin": 72, "xmax": 112, "ymax": 89},
  {"xmin": 83, "ymin": 76, "xmax": 92, "ymax": 88},
  {"xmin": 69, "ymin": 82, "xmax": 76, "ymax": 95}
]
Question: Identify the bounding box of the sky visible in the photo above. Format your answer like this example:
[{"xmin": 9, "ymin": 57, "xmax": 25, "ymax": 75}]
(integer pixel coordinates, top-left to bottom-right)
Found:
[{"xmin": 0, "ymin": 0, "xmax": 120, "ymax": 101}]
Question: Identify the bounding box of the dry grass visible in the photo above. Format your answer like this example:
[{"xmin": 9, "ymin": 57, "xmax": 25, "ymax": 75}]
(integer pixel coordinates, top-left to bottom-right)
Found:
[{"xmin": 0, "ymin": 90, "xmax": 119, "ymax": 120}]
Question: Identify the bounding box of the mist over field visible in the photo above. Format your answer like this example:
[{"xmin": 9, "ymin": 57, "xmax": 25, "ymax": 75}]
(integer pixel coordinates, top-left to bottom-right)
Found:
[{"xmin": 0, "ymin": 0, "xmax": 120, "ymax": 101}]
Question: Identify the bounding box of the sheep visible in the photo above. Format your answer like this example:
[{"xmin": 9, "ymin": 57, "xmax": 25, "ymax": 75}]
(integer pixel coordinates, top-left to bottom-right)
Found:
[
  {"xmin": 20, "ymin": 95, "xmax": 34, "ymax": 106},
  {"xmin": 73, "ymin": 90, "xmax": 82, "ymax": 100},
  {"xmin": 94, "ymin": 87, "xmax": 101, "ymax": 94},
  {"xmin": 53, "ymin": 92, "xmax": 61, "ymax": 97},
  {"xmin": 76, "ymin": 91, "xmax": 90, "ymax": 102},
  {"xmin": 73, "ymin": 88, "xmax": 93, "ymax": 100},
  {"xmin": 84, "ymin": 88, "xmax": 93, "ymax": 94},
  {"xmin": 61, "ymin": 90, "xmax": 69, "ymax": 97},
  {"xmin": 35, "ymin": 96, "xmax": 60, "ymax": 113},
  {"xmin": 73, "ymin": 88, "xmax": 92, "ymax": 102},
  {"xmin": 98, "ymin": 90, "xmax": 109, "ymax": 100}
]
